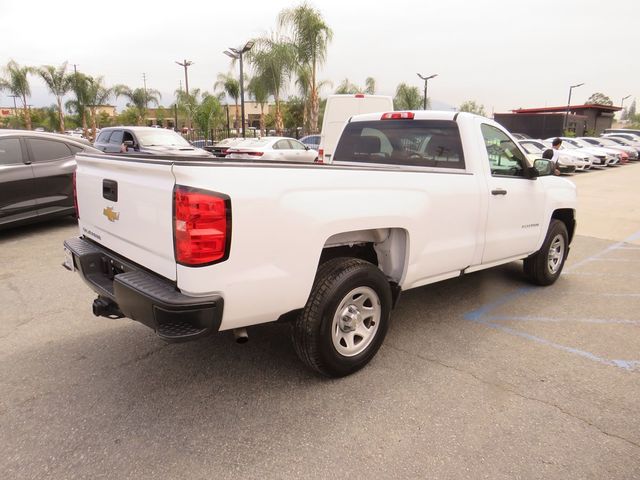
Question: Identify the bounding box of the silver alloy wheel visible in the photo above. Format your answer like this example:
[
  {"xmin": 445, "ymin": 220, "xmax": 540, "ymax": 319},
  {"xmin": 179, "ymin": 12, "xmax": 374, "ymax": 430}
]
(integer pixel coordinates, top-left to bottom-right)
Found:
[
  {"xmin": 331, "ymin": 286, "xmax": 381, "ymax": 357},
  {"xmin": 547, "ymin": 234, "xmax": 565, "ymax": 274}
]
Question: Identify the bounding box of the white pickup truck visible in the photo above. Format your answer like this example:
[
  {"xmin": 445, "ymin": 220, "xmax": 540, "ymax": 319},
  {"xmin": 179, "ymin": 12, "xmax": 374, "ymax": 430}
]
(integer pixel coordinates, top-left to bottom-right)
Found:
[{"xmin": 64, "ymin": 111, "xmax": 576, "ymax": 377}]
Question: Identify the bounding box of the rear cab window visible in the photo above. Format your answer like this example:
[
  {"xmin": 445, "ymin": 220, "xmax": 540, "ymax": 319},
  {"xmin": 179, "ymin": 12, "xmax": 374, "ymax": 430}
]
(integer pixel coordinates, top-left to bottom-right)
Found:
[{"xmin": 332, "ymin": 119, "xmax": 465, "ymax": 169}]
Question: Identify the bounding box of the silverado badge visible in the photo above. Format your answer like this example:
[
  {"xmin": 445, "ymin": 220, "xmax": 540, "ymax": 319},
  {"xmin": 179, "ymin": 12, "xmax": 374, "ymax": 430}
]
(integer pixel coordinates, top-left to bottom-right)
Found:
[{"xmin": 103, "ymin": 206, "xmax": 120, "ymax": 222}]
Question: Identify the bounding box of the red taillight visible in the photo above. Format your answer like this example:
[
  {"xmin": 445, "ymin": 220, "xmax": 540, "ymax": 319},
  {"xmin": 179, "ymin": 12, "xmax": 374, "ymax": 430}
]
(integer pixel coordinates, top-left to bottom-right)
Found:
[
  {"xmin": 73, "ymin": 171, "xmax": 79, "ymax": 218},
  {"xmin": 381, "ymin": 112, "xmax": 415, "ymax": 120},
  {"xmin": 355, "ymin": 94, "xmax": 365, "ymax": 98},
  {"xmin": 317, "ymin": 148, "xmax": 324, "ymax": 163},
  {"xmin": 173, "ymin": 186, "xmax": 231, "ymax": 266}
]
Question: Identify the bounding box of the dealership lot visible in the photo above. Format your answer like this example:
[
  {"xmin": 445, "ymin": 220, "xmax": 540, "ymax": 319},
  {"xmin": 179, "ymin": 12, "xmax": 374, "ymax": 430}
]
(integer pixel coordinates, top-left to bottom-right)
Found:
[{"xmin": 1, "ymin": 165, "xmax": 640, "ymax": 479}]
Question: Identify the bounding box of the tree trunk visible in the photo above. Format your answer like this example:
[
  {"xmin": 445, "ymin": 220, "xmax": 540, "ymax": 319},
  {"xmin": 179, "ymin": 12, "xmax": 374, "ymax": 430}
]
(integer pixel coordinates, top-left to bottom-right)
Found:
[
  {"xmin": 309, "ymin": 87, "xmax": 319, "ymax": 134},
  {"xmin": 310, "ymin": 58, "xmax": 319, "ymax": 134},
  {"xmin": 57, "ymin": 96, "xmax": 65, "ymax": 132},
  {"xmin": 81, "ymin": 109, "xmax": 88, "ymax": 139},
  {"xmin": 90, "ymin": 107, "xmax": 97, "ymax": 141},
  {"xmin": 274, "ymin": 96, "xmax": 284, "ymax": 136},
  {"xmin": 22, "ymin": 94, "xmax": 32, "ymax": 130},
  {"xmin": 259, "ymin": 104, "xmax": 265, "ymax": 137}
]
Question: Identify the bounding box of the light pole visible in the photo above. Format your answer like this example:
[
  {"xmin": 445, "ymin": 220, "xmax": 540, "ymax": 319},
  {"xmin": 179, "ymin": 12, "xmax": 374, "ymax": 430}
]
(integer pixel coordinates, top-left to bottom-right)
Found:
[
  {"xmin": 563, "ymin": 82, "xmax": 584, "ymax": 131},
  {"xmin": 417, "ymin": 73, "xmax": 438, "ymax": 110},
  {"xmin": 621, "ymin": 94, "xmax": 631, "ymax": 120},
  {"xmin": 224, "ymin": 40, "xmax": 254, "ymax": 138},
  {"xmin": 175, "ymin": 59, "xmax": 193, "ymax": 132}
]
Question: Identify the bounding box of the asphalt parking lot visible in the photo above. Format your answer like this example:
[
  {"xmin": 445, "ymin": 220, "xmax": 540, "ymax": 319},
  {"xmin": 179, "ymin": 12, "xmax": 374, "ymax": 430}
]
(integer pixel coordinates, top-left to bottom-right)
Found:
[{"xmin": 2, "ymin": 164, "xmax": 640, "ymax": 479}]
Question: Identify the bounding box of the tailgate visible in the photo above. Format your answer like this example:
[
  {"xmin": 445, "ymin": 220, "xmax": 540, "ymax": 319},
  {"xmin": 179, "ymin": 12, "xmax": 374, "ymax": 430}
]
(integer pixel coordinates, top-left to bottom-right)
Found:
[{"xmin": 75, "ymin": 154, "xmax": 177, "ymax": 281}]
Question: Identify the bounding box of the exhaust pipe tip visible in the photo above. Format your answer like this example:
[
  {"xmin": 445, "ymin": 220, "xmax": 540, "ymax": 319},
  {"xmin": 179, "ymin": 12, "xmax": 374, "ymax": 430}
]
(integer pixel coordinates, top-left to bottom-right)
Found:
[{"xmin": 233, "ymin": 328, "xmax": 249, "ymax": 344}]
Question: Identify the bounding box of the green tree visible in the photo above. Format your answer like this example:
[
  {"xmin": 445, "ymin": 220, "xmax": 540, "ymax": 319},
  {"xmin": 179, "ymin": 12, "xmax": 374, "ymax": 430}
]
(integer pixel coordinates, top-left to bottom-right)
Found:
[
  {"xmin": 393, "ymin": 83, "xmax": 422, "ymax": 110},
  {"xmin": 66, "ymin": 72, "xmax": 91, "ymax": 137},
  {"xmin": 214, "ymin": 72, "xmax": 241, "ymax": 130},
  {"xmin": 193, "ymin": 93, "xmax": 225, "ymax": 141},
  {"xmin": 86, "ymin": 76, "xmax": 114, "ymax": 140},
  {"xmin": 364, "ymin": 77, "xmax": 376, "ymax": 95},
  {"xmin": 248, "ymin": 74, "xmax": 270, "ymax": 135},
  {"xmin": 459, "ymin": 100, "xmax": 487, "ymax": 116},
  {"xmin": 334, "ymin": 78, "xmax": 360, "ymax": 95},
  {"xmin": 247, "ymin": 34, "xmax": 297, "ymax": 135},
  {"xmin": 278, "ymin": 2, "xmax": 333, "ymax": 134},
  {"xmin": 114, "ymin": 85, "xmax": 161, "ymax": 125},
  {"xmin": 38, "ymin": 63, "xmax": 72, "ymax": 132},
  {"xmin": 586, "ymin": 92, "xmax": 613, "ymax": 106},
  {"xmin": 0, "ymin": 60, "xmax": 35, "ymax": 130}
]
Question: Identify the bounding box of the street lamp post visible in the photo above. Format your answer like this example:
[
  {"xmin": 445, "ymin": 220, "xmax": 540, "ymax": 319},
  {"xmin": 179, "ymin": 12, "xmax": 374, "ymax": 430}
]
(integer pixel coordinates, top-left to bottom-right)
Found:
[
  {"xmin": 563, "ymin": 82, "xmax": 584, "ymax": 131},
  {"xmin": 417, "ymin": 73, "xmax": 438, "ymax": 110},
  {"xmin": 175, "ymin": 59, "xmax": 193, "ymax": 132},
  {"xmin": 224, "ymin": 40, "xmax": 254, "ymax": 138}
]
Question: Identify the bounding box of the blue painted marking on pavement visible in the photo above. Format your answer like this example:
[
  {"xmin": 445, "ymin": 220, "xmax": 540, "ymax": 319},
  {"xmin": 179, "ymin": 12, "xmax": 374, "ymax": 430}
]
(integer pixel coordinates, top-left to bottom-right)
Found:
[
  {"xmin": 461, "ymin": 230, "xmax": 640, "ymax": 371},
  {"xmin": 486, "ymin": 315, "xmax": 640, "ymax": 325},
  {"xmin": 463, "ymin": 287, "xmax": 533, "ymax": 321},
  {"xmin": 467, "ymin": 317, "xmax": 620, "ymax": 368}
]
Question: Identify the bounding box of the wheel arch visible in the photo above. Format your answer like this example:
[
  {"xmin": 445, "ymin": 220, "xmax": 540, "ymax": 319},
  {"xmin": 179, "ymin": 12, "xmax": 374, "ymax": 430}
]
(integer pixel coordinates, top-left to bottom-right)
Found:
[{"xmin": 551, "ymin": 208, "xmax": 576, "ymax": 243}]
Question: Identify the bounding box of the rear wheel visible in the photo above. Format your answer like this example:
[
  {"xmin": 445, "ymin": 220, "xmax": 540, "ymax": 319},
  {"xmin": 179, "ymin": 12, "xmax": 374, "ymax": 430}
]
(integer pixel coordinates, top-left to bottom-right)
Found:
[
  {"xmin": 291, "ymin": 257, "xmax": 392, "ymax": 377},
  {"xmin": 523, "ymin": 219, "xmax": 568, "ymax": 286}
]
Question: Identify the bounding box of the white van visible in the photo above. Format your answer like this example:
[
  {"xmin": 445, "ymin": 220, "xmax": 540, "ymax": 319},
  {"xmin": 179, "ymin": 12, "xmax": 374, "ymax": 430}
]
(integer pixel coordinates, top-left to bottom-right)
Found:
[{"xmin": 318, "ymin": 94, "xmax": 394, "ymax": 163}]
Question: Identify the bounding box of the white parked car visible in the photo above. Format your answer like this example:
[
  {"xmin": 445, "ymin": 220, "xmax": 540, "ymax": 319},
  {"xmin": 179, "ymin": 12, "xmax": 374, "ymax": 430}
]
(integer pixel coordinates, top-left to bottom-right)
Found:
[
  {"xmin": 226, "ymin": 137, "xmax": 318, "ymax": 163},
  {"xmin": 551, "ymin": 137, "xmax": 618, "ymax": 166},
  {"xmin": 580, "ymin": 137, "xmax": 638, "ymax": 161},
  {"xmin": 518, "ymin": 139, "xmax": 580, "ymax": 172}
]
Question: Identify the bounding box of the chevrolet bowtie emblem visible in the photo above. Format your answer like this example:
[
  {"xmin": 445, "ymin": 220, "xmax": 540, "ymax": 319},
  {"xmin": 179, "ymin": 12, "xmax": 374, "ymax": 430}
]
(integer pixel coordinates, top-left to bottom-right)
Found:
[{"xmin": 103, "ymin": 206, "xmax": 120, "ymax": 222}]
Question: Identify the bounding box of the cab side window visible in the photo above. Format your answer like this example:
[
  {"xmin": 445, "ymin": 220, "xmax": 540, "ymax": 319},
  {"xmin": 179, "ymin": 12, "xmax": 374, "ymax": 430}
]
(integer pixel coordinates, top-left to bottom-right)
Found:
[{"xmin": 481, "ymin": 124, "xmax": 527, "ymax": 177}]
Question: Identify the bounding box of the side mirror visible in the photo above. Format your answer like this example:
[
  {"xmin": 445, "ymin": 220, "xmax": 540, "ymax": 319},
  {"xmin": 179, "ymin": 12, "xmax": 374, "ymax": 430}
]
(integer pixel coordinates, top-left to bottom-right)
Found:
[
  {"xmin": 304, "ymin": 145, "xmax": 310, "ymax": 150},
  {"xmin": 533, "ymin": 158, "xmax": 553, "ymax": 177}
]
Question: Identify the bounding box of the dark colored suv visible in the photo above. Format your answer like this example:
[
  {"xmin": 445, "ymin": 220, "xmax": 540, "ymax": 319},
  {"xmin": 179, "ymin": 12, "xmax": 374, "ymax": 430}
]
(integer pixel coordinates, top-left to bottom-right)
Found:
[
  {"xmin": 94, "ymin": 126, "xmax": 212, "ymax": 156},
  {"xmin": 0, "ymin": 130, "xmax": 101, "ymax": 230}
]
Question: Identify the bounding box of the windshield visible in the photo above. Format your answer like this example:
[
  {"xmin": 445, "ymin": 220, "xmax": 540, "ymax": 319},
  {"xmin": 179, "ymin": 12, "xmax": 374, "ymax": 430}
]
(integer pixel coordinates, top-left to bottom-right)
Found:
[
  {"xmin": 519, "ymin": 142, "xmax": 543, "ymax": 154},
  {"xmin": 567, "ymin": 138, "xmax": 591, "ymax": 148},
  {"xmin": 597, "ymin": 138, "xmax": 620, "ymax": 147},
  {"xmin": 136, "ymin": 130, "xmax": 192, "ymax": 147}
]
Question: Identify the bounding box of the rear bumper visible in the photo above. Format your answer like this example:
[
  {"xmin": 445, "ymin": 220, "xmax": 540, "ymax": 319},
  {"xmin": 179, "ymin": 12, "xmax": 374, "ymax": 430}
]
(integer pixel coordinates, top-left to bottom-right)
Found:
[{"xmin": 63, "ymin": 236, "xmax": 223, "ymax": 342}]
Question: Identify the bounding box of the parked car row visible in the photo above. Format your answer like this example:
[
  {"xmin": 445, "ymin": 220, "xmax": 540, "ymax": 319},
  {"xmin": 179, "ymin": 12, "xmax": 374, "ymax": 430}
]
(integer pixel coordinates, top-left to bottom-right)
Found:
[
  {"xmin": 515, "ymin": 130, "xmax": 640, "ymax": 175},
  {"xmin": 206, "ymin": 136, "xmax": 319, "ymax": 163}
]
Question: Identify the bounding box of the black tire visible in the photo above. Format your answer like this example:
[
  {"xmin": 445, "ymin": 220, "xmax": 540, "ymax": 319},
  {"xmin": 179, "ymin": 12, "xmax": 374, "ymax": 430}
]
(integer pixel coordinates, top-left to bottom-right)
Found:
[
  {"xmin": 291, "ymin": 257, "xmax": 392, "ymax": 377},
  {"xmin": 523, "ymin": 219, "xmax": 569, "ymax": 286}
]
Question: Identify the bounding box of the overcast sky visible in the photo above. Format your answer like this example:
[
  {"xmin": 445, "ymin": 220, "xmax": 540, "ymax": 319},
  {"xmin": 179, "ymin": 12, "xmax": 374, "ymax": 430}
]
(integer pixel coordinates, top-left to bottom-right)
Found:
[{"xmin": 1, "ymin": 0, "xmax": 637, "ymax": 114}]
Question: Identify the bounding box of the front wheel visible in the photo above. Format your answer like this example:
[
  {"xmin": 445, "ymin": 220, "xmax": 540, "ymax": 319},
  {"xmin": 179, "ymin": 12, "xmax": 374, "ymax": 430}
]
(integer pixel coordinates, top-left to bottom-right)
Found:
[
  {"xmin": 291, "ymin": 257, "xmax": 392, "ymax": 377},
  {"xmin": 523, "ymin": 219, "xmax": 569, "ymax": 286}
]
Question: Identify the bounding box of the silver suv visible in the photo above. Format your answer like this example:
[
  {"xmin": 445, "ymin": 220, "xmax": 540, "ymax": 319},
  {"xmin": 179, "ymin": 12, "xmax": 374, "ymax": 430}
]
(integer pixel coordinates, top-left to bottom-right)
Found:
[{"xmin": 94, "ymin": 127, "xmax": 212, "ymax": 157}]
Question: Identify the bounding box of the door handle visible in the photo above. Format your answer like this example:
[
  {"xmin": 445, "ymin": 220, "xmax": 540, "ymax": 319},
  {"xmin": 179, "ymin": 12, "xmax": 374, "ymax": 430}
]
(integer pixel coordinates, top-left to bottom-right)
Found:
[{"xmin": 491, "ymin": 188, "xmax": 507, "ymax": 196}]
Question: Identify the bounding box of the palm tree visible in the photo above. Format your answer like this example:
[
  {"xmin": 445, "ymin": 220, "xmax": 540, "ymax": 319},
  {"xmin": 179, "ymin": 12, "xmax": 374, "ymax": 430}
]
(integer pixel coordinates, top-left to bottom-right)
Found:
[
  {"xmin": 394, "ymin": 83, "xmax": 422, "ymax": 110},
  {"xmin": 0, "ymin": 60, "xmax": 35, "ymax": 129},
  {"xmin": 364, "ymin": 77, "xmax": 376, "ymax": 95},
  {"xmin": 247, "ymin": 74, "xmax": 270, "ymax": 136},
  {"xmin": 246, "ymin": 35, "xmax": 297, "ymax": 135},
  {"xmin": 85, "ymin": 77, "xmax": 114, "ymax": 140},
  {"xmin": 335, "ymin": 78, "xmax": 360, "ymax": 95},
  {"xmin": 214, "ymin": 73, "xmax": 240, "ymax": 130},
  {"xmin": 66, "ymin": 72, "xmax": 90, "ymax": 137},
  {"xmin": 38, "ymin": 63, "xmax": 72, "ymax": 132},
  {"xmin": 278, "ymin": 3, "xmax": 333, "ymax": 134},
  {"xmin": 114, "ymin": 85, "xmax": 161, "ymax": 125}
]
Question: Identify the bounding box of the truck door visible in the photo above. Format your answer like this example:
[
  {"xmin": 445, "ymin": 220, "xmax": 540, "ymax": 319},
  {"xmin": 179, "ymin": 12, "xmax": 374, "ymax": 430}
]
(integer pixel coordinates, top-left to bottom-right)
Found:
[{"xmin": 479, "ymin": 123, "xmax": 546, "ymax": 264}]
